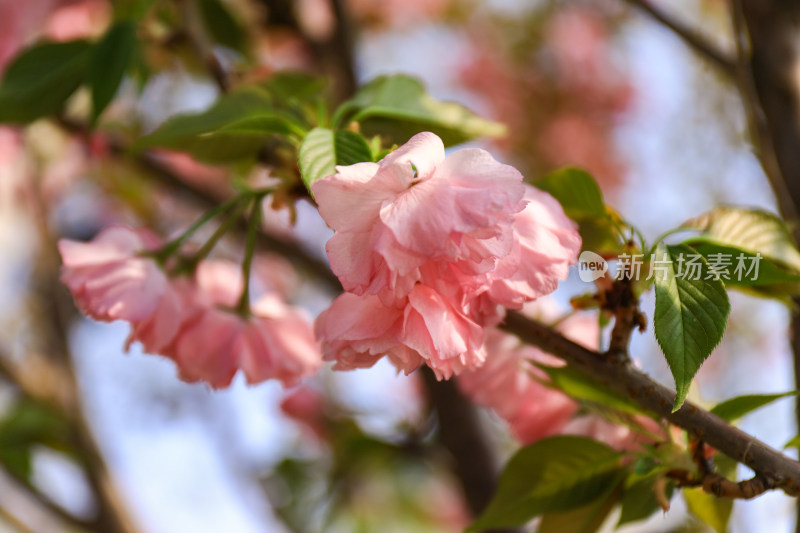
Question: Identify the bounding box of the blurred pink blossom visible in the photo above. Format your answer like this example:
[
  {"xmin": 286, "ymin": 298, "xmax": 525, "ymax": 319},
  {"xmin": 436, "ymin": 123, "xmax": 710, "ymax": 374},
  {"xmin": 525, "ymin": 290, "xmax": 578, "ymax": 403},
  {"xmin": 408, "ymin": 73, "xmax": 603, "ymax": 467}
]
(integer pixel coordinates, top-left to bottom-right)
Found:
[
  {"xmin": 564, "ymin": 414, "xmax": 664, "ymax": 452},
  {"xmin": 458, "ymin": 307, "xmax": 600, "ymax": 444},
  {"xmin": 280, "ymin": 386, "xmax": 327, "ymax": 440},
  {"xmin": 58, "ymin": 226, "xmax": 166, "ymax": 322},
  {"xmin": 458, "ymin": 327, "xmax": 577, "ymax": 443},
  {"xmin": 59, "ymin": 230, "xmax": 321, "ymax": 388},
  {"xmin": 44, "ymin": 0, "xmax": 110, "ymax": 42},
  {"xmin": 347, "ymin": 0, "xmax": 452, "ymax": 28},
  {"xmin": 146, "ymin": 260, "xmax": 321, "ymax": 389}
]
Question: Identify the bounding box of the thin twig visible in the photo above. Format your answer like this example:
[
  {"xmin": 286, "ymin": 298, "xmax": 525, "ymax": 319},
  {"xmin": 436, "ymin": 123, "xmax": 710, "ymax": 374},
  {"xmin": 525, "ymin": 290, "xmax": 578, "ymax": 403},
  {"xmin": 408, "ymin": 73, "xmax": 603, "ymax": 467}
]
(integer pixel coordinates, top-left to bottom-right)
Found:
[
  {"xmin": 623, "ymin": 0, "xmax": 736, "ymax": 77},
  {"xmin": 0, "ymin": 501, "xmax": 41, "ymax": 533}
]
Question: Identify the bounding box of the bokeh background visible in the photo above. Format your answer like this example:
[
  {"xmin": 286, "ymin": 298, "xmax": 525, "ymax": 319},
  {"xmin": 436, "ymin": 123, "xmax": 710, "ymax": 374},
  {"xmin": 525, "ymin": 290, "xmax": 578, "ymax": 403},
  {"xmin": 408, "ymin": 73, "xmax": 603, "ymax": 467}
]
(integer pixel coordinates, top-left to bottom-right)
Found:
[{"xmin": 0, "ymin": 0, "xmax": 796, "ymax": 532}]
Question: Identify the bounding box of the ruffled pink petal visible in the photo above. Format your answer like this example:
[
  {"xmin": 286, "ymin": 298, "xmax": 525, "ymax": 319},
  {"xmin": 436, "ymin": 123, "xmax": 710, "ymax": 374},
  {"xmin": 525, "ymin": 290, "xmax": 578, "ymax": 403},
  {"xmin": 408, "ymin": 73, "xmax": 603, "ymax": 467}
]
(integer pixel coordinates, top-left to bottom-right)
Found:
[
  {"xmin": 379, "ymin": 131, "xmax": 445, "ymax": 179},
  {"xmin": 126, "ymin": 279, "xmax": 193, "ymax": 354},
  {"xmin": 312, "ymin": 162, "xmax": 390, "ymax": 232},
  {"xmin": 58, "ymin": 226, "xmax": 150, "ymax": 268},
  {"xmin": 458, "ymin": 327, "xmax": 577, "ymax": 443},
  {"xmin": 169, "ymin": 309, "xmax": 242, "ymax": 388},
  {"xmin": 59, "ymin": 227, "xmax": 168, "ymax": 323},
  {"xmin": 242, "ymin": 294, "xmax": 321, "ymax": 386},
  {"xmin": 194, "ymin": 259, "xmax": 244, "ymax": 307},
  {"xmin": 403, "ymin": 285, "xmax": 485, "ymax": 379}
]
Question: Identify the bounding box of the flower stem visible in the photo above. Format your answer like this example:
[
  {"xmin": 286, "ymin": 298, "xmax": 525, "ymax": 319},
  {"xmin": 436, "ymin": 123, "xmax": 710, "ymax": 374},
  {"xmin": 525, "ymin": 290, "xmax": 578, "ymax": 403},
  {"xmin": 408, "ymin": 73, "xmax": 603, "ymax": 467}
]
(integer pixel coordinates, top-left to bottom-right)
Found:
[
  {"xmin": 236, "ymin": 194, "xmax": 265, "ymax": 316},
  {"xmin": 152, "ymin": 194, "xmax": 244, "ymax": 264},
  {"xmin": 180, "ymin": 197, "xmax": 251, "ymax": 271}
]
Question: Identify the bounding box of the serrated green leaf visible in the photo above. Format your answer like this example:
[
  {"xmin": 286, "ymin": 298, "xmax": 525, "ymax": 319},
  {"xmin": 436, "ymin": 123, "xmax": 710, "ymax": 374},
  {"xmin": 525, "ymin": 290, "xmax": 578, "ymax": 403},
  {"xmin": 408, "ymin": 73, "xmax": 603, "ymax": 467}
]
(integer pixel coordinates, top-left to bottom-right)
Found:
[
  {"xmin": 0, "ymin": 40, "xmax": 91, "ymax": 124},
  {"xmin": 536, "ymin": 363, "xmax": 648, "ymax": 417},
  {"xmin": 538, "ymin": 473, "xmax": 624, "ymax": 533},
  {"xmin": 88, "ymin": 21, "xmax": 137, "ymax": 125},
  {"xmin": 467, "ymin": 436, "xmax": 624, "ymax": 531},
  {"xmin": 298, "ymin": 127, "xmax": 373, "ymax": 192},
  {"xmin": 534, "ymin": 167, "xmax": 606, "ymax": 219},
  {"xmin": 334, "ymin": 74, "xmax": 505, "ymax": 146},
  {"xmin": 683, "ymin": 207, "xmax": 800, "ymax": 272},
  {"xmin": 653, "ymin": 244, "xmax": 730, "ymax": 411},
  {"xmin": 710, "ymin": 391, "xmax": 796, "ymax": 422},
  {"xmin": 135, "ymin": 87, "xmax": 296, "ymax": 162},
  {"xmin": 684, "ymin": 487, "xmax": 733, "ymax": 533},
  {"xmin": 198, "ymin": 0, "xmax": 246, "ymax": 51}
]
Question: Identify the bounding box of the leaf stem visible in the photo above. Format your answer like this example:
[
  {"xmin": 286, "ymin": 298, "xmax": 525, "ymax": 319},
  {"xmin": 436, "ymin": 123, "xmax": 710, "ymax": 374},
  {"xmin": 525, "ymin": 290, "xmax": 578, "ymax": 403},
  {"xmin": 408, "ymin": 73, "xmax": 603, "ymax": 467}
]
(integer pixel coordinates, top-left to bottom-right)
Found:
[{"xmin": 648, "ymin": 227, "xmax": 700, "ymax": 256}]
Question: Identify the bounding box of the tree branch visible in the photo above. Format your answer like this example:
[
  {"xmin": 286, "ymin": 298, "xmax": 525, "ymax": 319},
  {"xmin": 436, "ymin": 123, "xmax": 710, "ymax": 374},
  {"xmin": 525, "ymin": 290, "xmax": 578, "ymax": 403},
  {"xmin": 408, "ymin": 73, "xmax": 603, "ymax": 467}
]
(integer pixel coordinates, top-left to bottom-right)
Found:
[
  {"xmin": 420, "ymin": 368, "xmax": 520, "ymax": 533},
  {"xmin": 732, "ymin": 1, "xmax": 800, "ymax": 528},
  {"xmin": 502, "ymin": 311, "xmax": 800, "ymax": 497},
  {"xmin": 622, "ymin": 0, "xmax": 736, "ymax": 77}
]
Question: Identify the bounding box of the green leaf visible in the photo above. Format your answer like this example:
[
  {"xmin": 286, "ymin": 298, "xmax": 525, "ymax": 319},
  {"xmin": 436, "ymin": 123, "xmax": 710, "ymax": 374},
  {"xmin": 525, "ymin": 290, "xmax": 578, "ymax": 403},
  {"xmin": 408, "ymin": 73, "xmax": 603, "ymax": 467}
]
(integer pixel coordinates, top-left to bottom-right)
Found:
[
  {"xmin": 298, "ymin": 127, "xmax": 373, "ymax": 192},
  {"xmin": 261, "ymin": 71, "xmax": 326, "ymax": 107},
  {"xmin": 0, "ymin": 400, "xmax": 74, "ymax": 481},
  {"xmin": 534, "ymin": 167, "xmax": 623, "ymax": 255},
  {"xmin": 536, "ymin": 363, "xmax": 648, "ymax": 417},
  {"xmin": 683, "ymin": 207, "xmax": 800, "ymax": 272},
  {"xmin": 88, "ymin": 21, "xmax": 137, "ymax": 125},
  {"xmin": 784, "ymin": 435, "xmax": 800, "ymax": 449},
  {"xmin": 534, "ymin": 167, "xmax": 606, "ymax": 219},
  {"xmin": 685, "ymin": 242, "xmax": 800, "ymax": 287},
  {"xmin": 618, "ymin": 476, "xmax": 673, "ymax": 526},
  {"xmin": 334, "ymin": 74, "xmax": 506, "ymax": 146},
  {"xmin": 0, "ymin": 40, "xmax": 91, "ymax": 124},
  {"xmin": 216, "ymin": 113, "xmax": 301, "ymax": 136},
  {"xmin": 710, "ymin": 391, "xmax": 796, "ymax": 422},
  {"xmin": 653, "ymin": 244, "xmax": 730, "ymax": 411},
  {"xmin": 136, "ymin": 87, "xmax": 296, "ymax": 162},
  {"xmin": 468, "ymin": 436, "xmax": 624, "ymax": 531},
  {"xmin": 538, "ymin": 474, "xmax": 624, "ymax": 533},
  {"xmin": 683, "ymin": 241, "xmax": 800, "ymax": 302},
  {"xmin": 198, "ymin": 0, "xmax": 246, "ymax": 52},
  {"xmin": 684, "ymin": 487, "xmax": 733, "ymax": 533}
]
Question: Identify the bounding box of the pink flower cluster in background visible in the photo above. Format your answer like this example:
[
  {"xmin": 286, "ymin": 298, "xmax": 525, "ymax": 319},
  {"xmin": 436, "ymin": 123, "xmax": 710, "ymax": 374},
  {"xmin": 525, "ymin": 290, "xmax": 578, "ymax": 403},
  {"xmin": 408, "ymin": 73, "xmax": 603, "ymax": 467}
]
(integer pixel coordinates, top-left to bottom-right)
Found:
[
  {"xmin": 59, "ymin": 226, "xmax": 321, "ymax": 388},
  {"xmin": 314, "ymin": 132, "xmax": 581, "ymax": 379},
  {"xmin": 459, "ymin": 302, "xmax": 663, "ymax": 449}
]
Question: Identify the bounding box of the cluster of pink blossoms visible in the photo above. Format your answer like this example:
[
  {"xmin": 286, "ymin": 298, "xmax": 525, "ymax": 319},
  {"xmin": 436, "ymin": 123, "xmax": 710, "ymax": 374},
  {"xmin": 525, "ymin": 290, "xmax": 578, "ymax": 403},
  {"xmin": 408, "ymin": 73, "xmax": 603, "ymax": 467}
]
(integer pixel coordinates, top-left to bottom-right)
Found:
[
  {"xmin": 59, "ymin": 226, "xmax": 321, "ymax": 388},
  {"xmin": 313, "ymin": 132, "xmax": 581, "ymax": 379}
]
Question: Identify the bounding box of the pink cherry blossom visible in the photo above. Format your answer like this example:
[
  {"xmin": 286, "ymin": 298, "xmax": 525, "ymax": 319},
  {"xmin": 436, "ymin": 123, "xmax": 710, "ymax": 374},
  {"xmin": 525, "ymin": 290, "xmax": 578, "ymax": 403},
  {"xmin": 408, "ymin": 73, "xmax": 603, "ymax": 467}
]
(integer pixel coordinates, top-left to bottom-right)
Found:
[
  {"xmin": 58, "ymin": 226, "xmax": 166, "ymax": 322},
  {"xmin": 315, "ymin": 292, "xmax": 419, "ymax": 374},
  {"xmin": 61, "ymin": 230, "xmax": 321, "ymax": 388},
  {"xmin": 313, "ymin": 133, "xmax": 581, "ymax": 379},
  {"xmin": 125, "ymin": 278, "xmax": 192, "ymax": 354},
  {"xmin": 458, "ymin": 306, "xmax": 599, "ymax": 443},
  {"xmin": 316, "ymin": 286, "xmax": 487, "ymax": 380},
  {"xmin": 163, "ymin": 260, "xmax": 321, "ymax": 388},
  {"xmin": 481, "ymin": 186, "xmax": 582, "ymax": 313},
  {"xmin": 313, "ymin": 131, "xmax": 525, "ymax": 304},
  {"xmin": 458, "ymin": 328, "xmax": 577, "ymax": 443}
]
